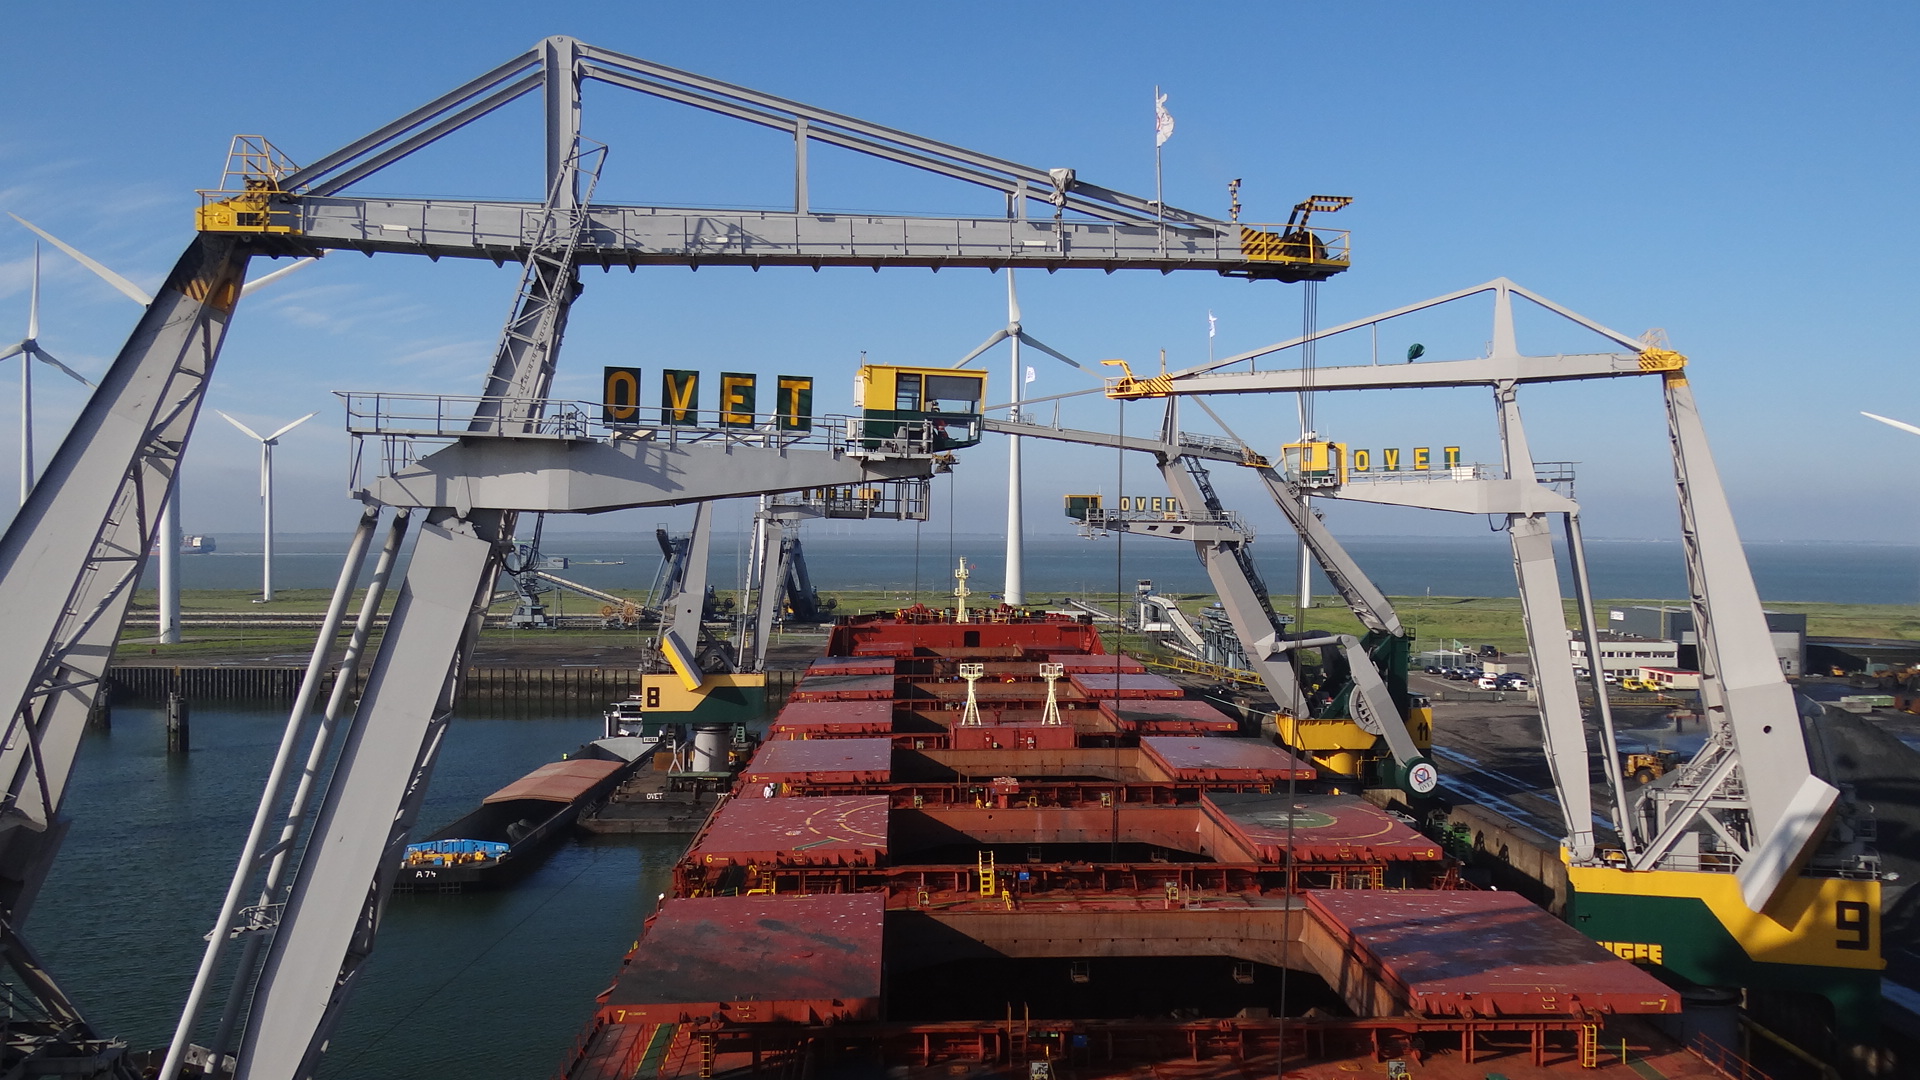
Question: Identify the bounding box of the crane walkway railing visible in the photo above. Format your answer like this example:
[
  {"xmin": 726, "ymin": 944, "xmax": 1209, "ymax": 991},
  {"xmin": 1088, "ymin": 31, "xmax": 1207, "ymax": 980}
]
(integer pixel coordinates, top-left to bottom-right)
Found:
[
  {"xmin": 1338, "ymin": 461, "xmax": 1576, "ymax": 486},
  {"xmin": 1176, "ymin": 430, "xmax": 1265, "ymax": 463},
  {"xmin": 1081, "ymin": 507, "xmax": 1248, "ymax": 535},
  {"xmin": 336, "ymin": 393, "xmax": 942, "ymax": 483},
  {"xmin": 1139, "ymin": 653, "xmax": 1264, "ymax": 688},
  {"xmin": 247, "ymin": 197, "xmax": 1353, "ymax": 279}
]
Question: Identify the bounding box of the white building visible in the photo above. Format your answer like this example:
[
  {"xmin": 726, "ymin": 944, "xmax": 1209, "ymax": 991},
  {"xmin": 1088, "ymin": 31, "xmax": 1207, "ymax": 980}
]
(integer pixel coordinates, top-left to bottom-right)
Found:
[
  {"xmin": 1640, "ymin": 667, "xmax": 1702, "ymax": 690},
  {"xmin": 1608, "ymin": 605, "xmax": 1804, "ymax": 677},
  {"xmin": 1569, "ymin": 633, "xmax": 1679, "ymax": 676}
]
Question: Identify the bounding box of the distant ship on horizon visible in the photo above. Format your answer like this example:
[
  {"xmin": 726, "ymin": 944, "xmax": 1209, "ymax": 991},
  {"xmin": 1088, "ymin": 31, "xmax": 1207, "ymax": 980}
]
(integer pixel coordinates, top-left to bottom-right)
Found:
[{"xmin": 149, "ymin": 534, "xmax": 216, "ymax": 556}]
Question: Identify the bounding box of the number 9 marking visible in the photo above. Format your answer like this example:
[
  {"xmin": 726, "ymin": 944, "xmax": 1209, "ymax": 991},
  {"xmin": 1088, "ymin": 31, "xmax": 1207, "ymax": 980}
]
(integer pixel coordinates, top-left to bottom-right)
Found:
[{"xmin": 1836, "ymin": 899, "xmax": 1871, "ymax": 951}]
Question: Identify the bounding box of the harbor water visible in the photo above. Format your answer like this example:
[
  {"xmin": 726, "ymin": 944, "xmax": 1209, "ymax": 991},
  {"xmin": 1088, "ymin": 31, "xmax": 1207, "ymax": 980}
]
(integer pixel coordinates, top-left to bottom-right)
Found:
[{"xmin": 32, "ymin": 704, "xmax": 683, "ymax": 1079}]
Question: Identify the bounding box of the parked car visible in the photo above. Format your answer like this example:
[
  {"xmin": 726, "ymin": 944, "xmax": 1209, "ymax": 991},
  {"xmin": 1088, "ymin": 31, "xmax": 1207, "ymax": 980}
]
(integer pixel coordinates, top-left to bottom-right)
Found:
[
  {"xmin": 1502, "ymin": 676, "xmax": 1532, "ymax": 690},
  {"xmin": 1476, "ymin": 675, "xmax": 1502, "ymax": 690}
]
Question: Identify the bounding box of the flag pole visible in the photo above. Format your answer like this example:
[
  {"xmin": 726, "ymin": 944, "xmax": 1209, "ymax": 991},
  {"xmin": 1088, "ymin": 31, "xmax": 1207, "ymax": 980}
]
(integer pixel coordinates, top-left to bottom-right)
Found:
[{"xmin": 1153, "ymin": 85, "xmax": 1163, "ymax": 221}]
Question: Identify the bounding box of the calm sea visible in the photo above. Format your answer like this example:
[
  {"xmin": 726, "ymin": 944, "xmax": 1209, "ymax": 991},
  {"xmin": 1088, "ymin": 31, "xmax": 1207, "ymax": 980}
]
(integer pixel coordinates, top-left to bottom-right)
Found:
[{"xmin": 149, "ymin": 532, "xmax": 1920, "ymax": 607}]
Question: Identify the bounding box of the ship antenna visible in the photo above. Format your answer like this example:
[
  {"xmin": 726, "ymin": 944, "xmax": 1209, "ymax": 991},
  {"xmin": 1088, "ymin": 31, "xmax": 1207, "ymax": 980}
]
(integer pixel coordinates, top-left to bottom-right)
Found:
[
  {"xmin": 958, "ymin": 662, "xmax": 985, "ymax": 727},
  {"xmin": 953, "ymin": 557, "xmax": 971, "ymax": 623}
]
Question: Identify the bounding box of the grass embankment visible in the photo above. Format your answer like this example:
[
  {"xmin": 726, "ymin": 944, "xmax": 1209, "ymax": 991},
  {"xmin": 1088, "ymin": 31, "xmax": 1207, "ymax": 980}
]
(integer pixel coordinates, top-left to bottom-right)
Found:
[
  {"xmin": 1148, "ymin": 595, "xmax": 1920, "ymax": 653},
  {"xmin": 121, "ymin": 588, "xmax": 1920, "ymax": 664}
]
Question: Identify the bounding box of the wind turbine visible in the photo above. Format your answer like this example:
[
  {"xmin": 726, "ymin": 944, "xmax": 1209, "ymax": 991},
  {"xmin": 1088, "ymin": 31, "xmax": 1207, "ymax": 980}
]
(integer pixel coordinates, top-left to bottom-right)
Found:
[
  {"xmin": 955, "ymin": 269, "xmax": 1092, "ymax": 605},
  {"xmin": 1863, "ymin": 412, "xmax": 1920, "ymax": 438},
  {"xmin": 2, "ymin": 243, "xmax": 96, "ymax": 505},
  {"xmin": 10, "ymin": 212, "xmax": 318, "ymax": 636},
  {"xmin": 216, "ymin": 410, "xmax": 317, "ymax": 603}
]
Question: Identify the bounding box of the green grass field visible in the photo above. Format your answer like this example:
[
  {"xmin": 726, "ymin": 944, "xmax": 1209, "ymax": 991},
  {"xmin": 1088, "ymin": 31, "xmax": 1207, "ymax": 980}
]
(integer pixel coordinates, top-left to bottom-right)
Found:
[{"xmin": 121, "ymin": 587, "xmax": 1920, "ymax": 663}]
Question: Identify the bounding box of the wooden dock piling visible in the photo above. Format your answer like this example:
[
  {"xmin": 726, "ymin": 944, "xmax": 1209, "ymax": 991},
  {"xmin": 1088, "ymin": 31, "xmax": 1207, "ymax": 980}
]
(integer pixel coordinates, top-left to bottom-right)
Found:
[{"xmin": 165, "ymin": 692, "xmax": 189, "ymax": 752}]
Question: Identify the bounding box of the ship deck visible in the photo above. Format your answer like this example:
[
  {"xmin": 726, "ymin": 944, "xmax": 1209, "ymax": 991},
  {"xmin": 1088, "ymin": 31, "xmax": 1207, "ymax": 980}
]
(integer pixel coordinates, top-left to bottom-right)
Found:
[{"xmin": 561, "ymin": 612, "xmax": 1739, "ymax": 1080}]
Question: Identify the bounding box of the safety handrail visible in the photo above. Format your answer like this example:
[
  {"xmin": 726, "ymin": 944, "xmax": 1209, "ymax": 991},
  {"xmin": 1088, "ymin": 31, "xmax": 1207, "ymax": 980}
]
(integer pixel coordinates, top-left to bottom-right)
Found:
[{"xmin": 335, "ymin": 391, "xmax": 937, "ymax": 451}]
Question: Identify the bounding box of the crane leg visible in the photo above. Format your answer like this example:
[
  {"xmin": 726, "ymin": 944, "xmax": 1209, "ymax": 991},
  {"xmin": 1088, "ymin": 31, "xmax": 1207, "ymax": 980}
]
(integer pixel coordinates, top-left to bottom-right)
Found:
[
  {"xmin": 0, "ymin": 235, "xmax": 248, "ymax": 1072},
  {"xmin": 235, "ymin": 509, "xmax": 503, "ymax": 1080},
  {"xmin": 1507, "ymin": 512, "xmax": 1597, "ymax": 861}
]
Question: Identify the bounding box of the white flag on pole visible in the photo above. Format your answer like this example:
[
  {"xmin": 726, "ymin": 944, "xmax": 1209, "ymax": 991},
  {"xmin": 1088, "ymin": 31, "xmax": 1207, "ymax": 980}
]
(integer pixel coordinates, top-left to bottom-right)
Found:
[
  {"xmin": 1025, "ymin": 366, "xmax": 1037, "ymax": 384},
  {"xmin": 1154, "ymin": 91, "xmax": 1174, "ymax": 147},
  {"xmin": 1207, "ymin": 311, "xmax": 1217, "ymax": 339}
]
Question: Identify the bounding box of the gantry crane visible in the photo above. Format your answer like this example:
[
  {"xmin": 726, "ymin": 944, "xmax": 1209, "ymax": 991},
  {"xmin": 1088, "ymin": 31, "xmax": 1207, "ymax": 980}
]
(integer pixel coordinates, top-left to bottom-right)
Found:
[
  {"xmin": 986, "ymin": 413, "xmax": 1437, "ymax": 794},
  {"xmin": 0, "ymin": 36, "xmax": 1349, "ymax": 1080},
  {"xmin": 1101, "ymin": 278, "xmax": 1885, "ymax": 1042}
]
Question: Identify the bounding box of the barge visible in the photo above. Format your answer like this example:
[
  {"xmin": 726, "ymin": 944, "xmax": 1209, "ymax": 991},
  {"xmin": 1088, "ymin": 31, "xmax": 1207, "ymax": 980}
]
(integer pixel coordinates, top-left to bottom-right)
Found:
[
  {"xmin": 396, "ymin": 736, "xmax": 654, "ymax": 890},
  {"xmin": 557, "ymin": 604, "xmax": 1727, "ymax": 1080}
]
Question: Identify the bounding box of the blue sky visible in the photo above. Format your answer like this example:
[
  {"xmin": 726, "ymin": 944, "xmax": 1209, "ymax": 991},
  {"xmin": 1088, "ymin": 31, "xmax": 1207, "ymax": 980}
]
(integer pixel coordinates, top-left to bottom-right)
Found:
[{"xmin": 2, "ymin": 1, "xmax": 1917, "ymax": 548}]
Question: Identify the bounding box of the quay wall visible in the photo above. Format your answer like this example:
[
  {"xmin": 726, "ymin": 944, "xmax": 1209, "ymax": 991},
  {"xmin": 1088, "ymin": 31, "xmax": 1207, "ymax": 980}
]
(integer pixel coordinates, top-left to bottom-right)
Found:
[
  {"xmin": 1364, "ymin": 789, "xmax": 1569, "ymax": 913},
  {"xmin": 107, "ymin": 665, "xmax": 803, "ymax": 711}
]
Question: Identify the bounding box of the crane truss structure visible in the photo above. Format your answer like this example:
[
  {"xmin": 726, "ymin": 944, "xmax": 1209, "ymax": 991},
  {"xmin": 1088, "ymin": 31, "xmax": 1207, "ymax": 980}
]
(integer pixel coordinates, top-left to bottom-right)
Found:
[
  {"xmin": 1106, "ymin": 278, "xmax": 1845, "ymax": 915},
  {"xmin": 196, "ymin": 40, "xmax": 1350, "ymax": 281},
  {"xmin": 0, "ymin": 36, "xmax": 1344, "ymax": 1080}
]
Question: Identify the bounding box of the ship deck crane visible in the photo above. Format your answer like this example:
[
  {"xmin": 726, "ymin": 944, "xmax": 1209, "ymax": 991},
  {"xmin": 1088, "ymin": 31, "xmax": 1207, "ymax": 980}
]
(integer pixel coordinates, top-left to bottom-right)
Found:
[{"xmin": 0, "ymin": 36, "xmax": 1347, "ymax": 1080}]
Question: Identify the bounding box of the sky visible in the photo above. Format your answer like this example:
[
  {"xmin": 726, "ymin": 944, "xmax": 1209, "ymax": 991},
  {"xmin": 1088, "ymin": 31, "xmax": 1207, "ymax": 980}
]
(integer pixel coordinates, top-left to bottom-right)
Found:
[{"xmin": 2, "ymin": 1, "xmax": 1918, "ymax": 551}]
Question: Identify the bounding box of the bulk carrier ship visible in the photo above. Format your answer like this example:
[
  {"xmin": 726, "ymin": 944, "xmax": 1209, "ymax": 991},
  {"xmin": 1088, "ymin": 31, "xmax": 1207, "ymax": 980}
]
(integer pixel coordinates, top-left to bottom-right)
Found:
[{"xmin": 554, "ymin": 598, "xmax": 1723, "ymax": 1080}]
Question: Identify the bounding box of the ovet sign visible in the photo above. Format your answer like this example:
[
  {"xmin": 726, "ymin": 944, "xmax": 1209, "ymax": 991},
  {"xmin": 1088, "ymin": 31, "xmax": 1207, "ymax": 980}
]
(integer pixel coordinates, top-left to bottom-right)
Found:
[
  {"xmin": 1348, "ymin": 446, "xmax": 1462, "ymax": 472},
  {"xmin": 602, "ymin": 367, "xmax": 815, "ymax": 431}
]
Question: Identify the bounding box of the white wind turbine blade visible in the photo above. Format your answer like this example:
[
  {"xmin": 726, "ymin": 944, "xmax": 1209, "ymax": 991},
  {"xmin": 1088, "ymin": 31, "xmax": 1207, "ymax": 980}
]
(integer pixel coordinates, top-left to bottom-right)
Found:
[
  {"xmin": 216, "ymin": 409, "xmax": 266, "ymax": 443},
  {"xmin": 27, "ymin": 344, "xmax": 94, "ymax": 388},
  {"xmin": 267, "ymin": 412, "xmax": 318, "ymax": 442},
  {"xmin": 1015, "ymin": 332, "xmax": 1092, "ymax": 374},
  {"xmin": 954, "ymin": 327, "xmax": 1010, "ymax": 368},
  {"xmin": 1007, "ymin": 269, "xmax": 1021, "ymax": 327},
  {"xmin": 9, "ymin": 213, "xmax": 153, "ymax": 306},
  {"xmin": 240, "ymin": 257, "xmax": 318, "ymax": 297},
  {"xmin": 26, "ymin": 243, "xmax": 39, "ymax": 341},
  {"xmin": 0, "ymin": 343, "xmax": 21, "ymax": 362},
  {"xmin": 1862, "ymin": 411, "xmax": 1920, "ymax": 438}
]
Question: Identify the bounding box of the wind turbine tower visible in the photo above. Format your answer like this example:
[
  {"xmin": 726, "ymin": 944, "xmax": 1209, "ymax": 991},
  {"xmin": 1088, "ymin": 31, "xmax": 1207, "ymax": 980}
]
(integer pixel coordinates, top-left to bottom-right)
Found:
[
  {"xmin": 955, "ymin": 268, "xmax": 1090, "ymax": 606},
  {"xmin": 1, "ymin": 243, "xmax": 96, "ymax": 505},
  {"xmin": 1006, "ymin": 272, "xmax": 1025, "ymax": 605},
  {"xmin": 217, "ymin": 411, "xmax": 317, "ymax": 602}
]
